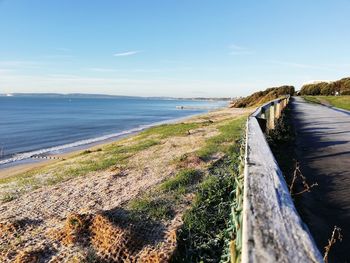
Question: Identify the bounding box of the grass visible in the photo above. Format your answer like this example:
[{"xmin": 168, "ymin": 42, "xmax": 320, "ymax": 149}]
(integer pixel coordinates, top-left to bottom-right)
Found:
[
  {"xmin": 1, "ymin": 193, "xmax": 16, "ymax": 203},
  {"xmin": 127, "ymin": 116, "xmax": 247, "ymax": 224},
  {"xmin": 172, "ymin": 147, "xmax": 242, "ymax": 262},
  {"xmin": 0, "ymin": 138, "xmax": 161, "ymax": 201},
  {"xmin": 0, "ymin": 118, "xmax": 213, "ymax": 203},
  {"xmin": 197, "ymin": 116, "xmax": 247, "ymax": 160},
  {"xmin": 129, "ymin": 168, "xmax": 202, "ymax": 220},
  {"xmin": 137, "ymin": 122, "xmax": 202, "ymax": 139},
  {"xmin": 159, "ymin": 169, "xmax": 202, "ymax": 192},
  {"xmin": 303, "ymin": 96, "xmax": 350, "ymax": 111},
  {"xmin": 0, "ymin": 108, "xmax": 249, "ymax": 263},
  {"xmin": 302, "ymin": 96, "xmax": 320, "ymax": 104},
  {"xmin": 169, "ymin": 117, "xmax": 246, "ymax": 262},
  {"xmin": 129, "ymin": 198, "xmax": 175, "ymax": 220}
]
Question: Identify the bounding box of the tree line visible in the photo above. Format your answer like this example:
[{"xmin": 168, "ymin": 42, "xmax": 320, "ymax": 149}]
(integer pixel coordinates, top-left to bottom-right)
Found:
[{"xmin": 300, "ymin": 77, "xmax": 350, "ymax": 96}]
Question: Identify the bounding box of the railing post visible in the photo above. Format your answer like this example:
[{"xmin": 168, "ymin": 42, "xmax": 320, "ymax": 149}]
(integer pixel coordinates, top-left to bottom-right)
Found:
[
  {"xmin": 269, "ymin": 104, "xmax": 275, "ymax": 129},
  {"xmin": 275, "ymin": 101, "xmax": 281, "ymax": 119}
]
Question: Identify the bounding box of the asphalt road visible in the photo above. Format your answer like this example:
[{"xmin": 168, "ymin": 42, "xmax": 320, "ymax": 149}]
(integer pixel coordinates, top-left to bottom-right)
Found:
[{"xmin": 291, "ymin": 97, "xmax": 350, "ymax": 263}]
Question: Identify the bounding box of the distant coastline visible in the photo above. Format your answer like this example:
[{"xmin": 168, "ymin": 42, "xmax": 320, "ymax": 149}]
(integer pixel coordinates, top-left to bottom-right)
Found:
[{"xmin": 0, "ymin": 92, "xmax": 233, "ymax": 101}]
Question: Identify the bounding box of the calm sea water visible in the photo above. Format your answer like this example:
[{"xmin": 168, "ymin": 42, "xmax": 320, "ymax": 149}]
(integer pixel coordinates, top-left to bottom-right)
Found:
[{"xmin": 0, "ymin": 96, "xmax": 226, "ymax": 166}]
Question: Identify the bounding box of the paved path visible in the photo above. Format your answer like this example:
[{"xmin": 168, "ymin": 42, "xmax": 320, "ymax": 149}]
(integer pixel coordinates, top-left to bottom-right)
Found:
[{"xmin": 291, "ymin": 97, "xmax": 350, "ymax": 263}]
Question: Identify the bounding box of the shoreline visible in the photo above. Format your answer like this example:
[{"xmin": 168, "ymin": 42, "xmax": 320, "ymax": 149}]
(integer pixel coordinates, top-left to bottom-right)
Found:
[
  {"xmin": 0, "ymin": 105, "xmax": 250, "ymax": 262},
  {"xmin": 0, "ymin": 108, "xmax": 225, "ymax": 178}
]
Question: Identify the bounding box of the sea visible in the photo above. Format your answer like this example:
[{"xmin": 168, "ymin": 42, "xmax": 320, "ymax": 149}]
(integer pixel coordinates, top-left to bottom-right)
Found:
[{"xmin": 0, "ymin": 95, "xmax": 227, "ymax": 168}]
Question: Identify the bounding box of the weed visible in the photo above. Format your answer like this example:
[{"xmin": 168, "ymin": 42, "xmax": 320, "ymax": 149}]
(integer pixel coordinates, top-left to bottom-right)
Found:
[
  {"xmin": 324, "ymin": 226, "xmax": 343, "ymax": 263},
  {"xmin": 289, "ymin": 162, "xmax": 318, "ymax": 196}
]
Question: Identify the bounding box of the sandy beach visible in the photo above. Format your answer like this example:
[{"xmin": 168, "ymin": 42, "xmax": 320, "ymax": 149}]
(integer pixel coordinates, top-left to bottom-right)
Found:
[
  {"xmin": 0, "ymin": 107, "xmax": 251, "ymax": 262},
  {"xmin": 0, "ymin": 110, "xmax": 227, "ymax": 179}
]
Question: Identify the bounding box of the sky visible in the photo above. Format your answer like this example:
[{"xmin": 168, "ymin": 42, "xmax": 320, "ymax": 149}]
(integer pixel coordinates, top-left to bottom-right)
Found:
[{"xmin": 0, "ymin": 0, "xmax": 350, "ymax": 97}]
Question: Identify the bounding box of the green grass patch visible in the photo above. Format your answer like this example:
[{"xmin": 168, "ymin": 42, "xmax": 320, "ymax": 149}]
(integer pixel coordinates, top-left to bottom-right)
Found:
[
  {"xmin": 138, "ymin": 122, "xmax": 201, "ymax": 139},
  {"xmin": 128, "ymin": 168, "xmax": 202, "ymax": 220},
  {"xmin": 159, "ymin": 169, "xmax": 202, "ymax": 192},
  {"xmin": 172, "ymin": 151, "xmax": 242, "ymax": 262},
  {"xmin": 129, "ymin": 198, "xmax": 174, "ymax": 221},
  {"xmin": 197, "ymin": 116, "xmax": 247, "ymax": 160},
  {"xmin": 302, "ymin": 96, "xmax": 321, "ymax": 104},
  {"xmin": 1, "ymin": 193, "xmax": 16, "ymax": 203},
  {"xmin": 303, "ymin": 95, "xmax": 350, "ymax": 110}
]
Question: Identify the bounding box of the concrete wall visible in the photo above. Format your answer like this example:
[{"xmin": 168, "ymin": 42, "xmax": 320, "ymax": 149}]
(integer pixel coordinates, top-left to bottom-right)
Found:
[{"xmin": 241, "ymin": 97, "xmax": 323, "ymax": 263}]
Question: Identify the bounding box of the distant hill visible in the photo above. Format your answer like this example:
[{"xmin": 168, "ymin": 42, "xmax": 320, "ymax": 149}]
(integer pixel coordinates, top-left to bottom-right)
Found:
[
  {"xmin": 230, "ymin": 86, "xmax": 295, "ymax": 108},
  {"xmin": 300, "ymin": 77, "xmax": 350, "ymax": 95}
]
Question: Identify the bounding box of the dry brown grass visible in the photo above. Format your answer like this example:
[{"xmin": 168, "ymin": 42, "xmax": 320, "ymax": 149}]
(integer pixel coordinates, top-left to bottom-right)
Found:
[
  {"xmin": 289, "ymin": 162, "xmax": 318, "ymax": 196},
  {"xmin": 323, "ymin": 226, "xmax": 343, "ymax": 263}
]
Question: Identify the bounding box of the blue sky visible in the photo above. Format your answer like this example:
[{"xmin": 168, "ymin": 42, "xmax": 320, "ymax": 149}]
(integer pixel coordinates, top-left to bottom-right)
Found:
[{"xmin": 0, "ymin": 0, "xmax": 349, "ymax": 97}]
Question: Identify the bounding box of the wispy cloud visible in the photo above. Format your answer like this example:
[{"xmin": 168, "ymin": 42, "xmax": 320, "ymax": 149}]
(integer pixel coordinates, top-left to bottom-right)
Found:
[
  {"xmin": 268, "ymin": 60, "xmax": 334, "ymax": 70},
  {"xmin": 229, "ymin": 44, "xmax": 253, "ymax": 55},
  {"xmin": 113, "ymin": 50, "xmax": 141, "ymax": 57}
]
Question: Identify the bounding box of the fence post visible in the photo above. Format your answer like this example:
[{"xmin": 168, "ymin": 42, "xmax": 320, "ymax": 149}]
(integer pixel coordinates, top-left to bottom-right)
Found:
[
  {"xmin": 275, "ymin": 101, "xmax": 281, "ymax": 119},
  {"xmin": 269, "ymin": 104, "xmax": 275, "ymax": 129}
]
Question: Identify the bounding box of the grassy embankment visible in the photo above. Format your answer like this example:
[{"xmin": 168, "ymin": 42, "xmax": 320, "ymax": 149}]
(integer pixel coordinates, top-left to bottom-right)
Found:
[
  {"xmin": 303, "ymin": 96, "xmax": 350, "ymax": 111},
  {"xmin": 230, "ymin": 85, "xmax": 294, "ymax": 108},
  {"xmin": 0, "ymin": 110, "xmax": 248, "ymax": 261},
  {"xmin": 129, "ymin": 116, "xmax": 246, "ymax": 262}
]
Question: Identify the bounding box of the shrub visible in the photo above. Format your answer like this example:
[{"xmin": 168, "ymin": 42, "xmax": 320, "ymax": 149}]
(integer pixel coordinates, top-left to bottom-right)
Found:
[
  {"xmin": 231, "ymin": 85, "xmax": 294, "ymax": 108},
  {"xmin": 300, "ymin": 77, "xmax": 350, "ymax": 95}
]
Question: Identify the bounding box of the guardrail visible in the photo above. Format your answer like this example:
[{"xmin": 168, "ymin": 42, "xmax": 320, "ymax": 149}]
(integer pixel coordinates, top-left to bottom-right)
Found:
[{"xmin": 241, "ymin": 96, "xmax": 323, "ymax": 262}]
